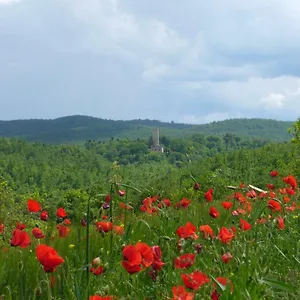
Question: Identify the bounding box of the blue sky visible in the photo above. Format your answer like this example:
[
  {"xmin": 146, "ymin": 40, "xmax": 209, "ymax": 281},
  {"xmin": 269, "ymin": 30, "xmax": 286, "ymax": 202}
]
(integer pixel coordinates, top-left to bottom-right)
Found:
[{"xmin": 1, "ymin": 0, "xmax": 300, "ymax": 123}]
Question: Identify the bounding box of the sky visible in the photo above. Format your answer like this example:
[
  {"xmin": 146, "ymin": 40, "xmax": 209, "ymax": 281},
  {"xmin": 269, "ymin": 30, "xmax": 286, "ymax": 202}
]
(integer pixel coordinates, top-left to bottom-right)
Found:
[{"xmin": 1, "ymin": 0, "xmax": 300, "ymax": 124}]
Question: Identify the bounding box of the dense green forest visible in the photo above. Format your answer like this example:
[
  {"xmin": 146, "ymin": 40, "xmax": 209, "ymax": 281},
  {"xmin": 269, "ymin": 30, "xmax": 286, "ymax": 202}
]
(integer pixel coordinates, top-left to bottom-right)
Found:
[
  {"xmin": 0, "ymin": 133, "xmax": 299, "ymax": 223},
  {"xmin": 0, "ymin": 115, "xmax": 293, "ymax": 143}
]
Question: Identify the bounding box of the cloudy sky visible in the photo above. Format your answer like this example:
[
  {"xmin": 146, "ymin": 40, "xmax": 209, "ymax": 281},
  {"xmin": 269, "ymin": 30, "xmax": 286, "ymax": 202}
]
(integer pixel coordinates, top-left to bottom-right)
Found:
[{"xmin": 1, "ymin": 0, "xmax": 300, "ymax": 123}]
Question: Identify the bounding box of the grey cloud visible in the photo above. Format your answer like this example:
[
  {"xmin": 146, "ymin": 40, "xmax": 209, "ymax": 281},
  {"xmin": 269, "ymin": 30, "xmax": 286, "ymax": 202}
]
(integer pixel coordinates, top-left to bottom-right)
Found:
[{"xmin": 0, "ymin": 0, "xmax": 300, "ymax": 122}]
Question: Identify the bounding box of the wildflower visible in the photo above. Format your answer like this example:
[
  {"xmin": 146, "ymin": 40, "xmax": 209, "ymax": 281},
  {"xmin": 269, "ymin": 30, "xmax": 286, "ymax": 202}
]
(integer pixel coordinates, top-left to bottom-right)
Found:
[
  {"xmin": 181, "ymin": 271, "xmax": 210, "ymax": 290},
  {"xmin": 204, "ymin": 189, "xmax": 213, "ymax": 202},
  {"xmin": 239, "ymin": 219, "xmax": 252, "ymax": 231},
  {"xmin": 0, "ymin": 223, "xmax": 4, "ymax": 234},
  {"xmin": 27, "ymin": 199, "xmax": 41, "ymax": 212},
  {"xmin": 40, "ymin": 211, "xmax": 49, "ymax": 221},
  {"xmin": 16, "ymin": 222, "xmax": 26, "ymax": 230},
  {"xmin": 266, "ymin": 184, "xmax": 275, "ymax": 190},
  {"xmin": 211, "ymin": 277, "xmax": 234, "ymax": 299},
  {"xmin": 57, "ymin": 225, "xmax": 71, "ymax": 237},
  {"xmin": 32, "ymin": 227, "xmax": 45, "ymax": 239},
  {"xmin": 176, "ymin": 222, "xmax": 199, "ymax": 240},
  {"xmin": 56, "ymin": 207, "xmax": 67, "ymax": 218},
  {"xmin": 174, "ymin": 254, "xmax": 195, "ymax": 269},
  {"xmin": 277, "ymin": 217, "xmax": 284, "ymax": 230},
  {"xmin": 69, "ymin": 244, "xmax": 75, "ymax": 249},
  {"xmin": 89, "ymin": 296, "xmax": 114, "ymax": 300},
  {"xmin": 10, "ymin": 229, "xmax": 31, "ymax": 248},
  {"xmin": 122, "ymin": 242, "xmax": 153, "ymax": 274},
  {"xmin": 199, "ymin": 225, "xmax": 214, "ymax": 239},
  {"xmin": 246, "ymin": 190, "xmax": 256, "ymax": 198},
  {"xmin": 267, "ymin": 200, "xmax": 282, "ymax": 212},
  {"xmin": 90, "ymin": 266, "xmax": 104, "ymax": 276},
  {"xmin": 96, "ymin": 222, "xmax": 113, "ymax": 233},
  {"xmin": 209, "ymin": 207, "xmax": 220, "ymax": 219},
  {"xmin": 221, "ymin": 252, "xmax": 233, "ymax": 264},
  {"xmin": 171, "ymin": 286, "xmax": 194, "ymax": 300},
  {"xmin": 283, "ymin": 175, "xmax": 297, "ymax": 190},
  {"xmin": 270, "ymin": 170, "xmax": 279, "ymax": 177},
  {"xmin": 63, "ymin": 219, "xmax": 72, "ymax": 226},
  {"xmin": 151, "ymin": 246, "xmax": 164, "ymax": 271},
  {"xmin": 36, "ymin": 244, "xmax": 64, "ymax": 272},
  {"xmin": 217, "ymin": 227, "xmax": 234, "ymax": 244},
  {"xmin": 222, "ymin": 201, "xmax": 233, "ymax": 210}
]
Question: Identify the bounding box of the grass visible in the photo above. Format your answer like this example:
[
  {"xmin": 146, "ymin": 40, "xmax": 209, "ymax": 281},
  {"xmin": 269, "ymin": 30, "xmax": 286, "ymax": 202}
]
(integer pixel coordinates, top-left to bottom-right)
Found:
[{"xmin": 0, "ymin": 176, "xmax": 300, "ymax": 300}]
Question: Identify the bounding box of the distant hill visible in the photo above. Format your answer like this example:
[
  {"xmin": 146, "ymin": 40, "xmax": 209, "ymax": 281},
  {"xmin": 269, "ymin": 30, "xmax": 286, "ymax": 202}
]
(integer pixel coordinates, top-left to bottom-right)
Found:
[{"xmin": 0, "ymin": 115, "xmax": 294, "ymax": 144}]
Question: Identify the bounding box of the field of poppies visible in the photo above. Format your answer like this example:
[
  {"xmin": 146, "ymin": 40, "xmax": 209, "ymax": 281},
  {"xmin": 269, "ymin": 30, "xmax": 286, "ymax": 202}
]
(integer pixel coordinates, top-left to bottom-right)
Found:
[{"xmin": 0, "ymin": 170, "xmax": 300, "ymax": 300}]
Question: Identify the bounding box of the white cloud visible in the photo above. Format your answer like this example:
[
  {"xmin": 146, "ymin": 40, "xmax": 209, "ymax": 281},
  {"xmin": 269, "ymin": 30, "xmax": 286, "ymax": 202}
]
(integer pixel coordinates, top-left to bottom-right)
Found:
[
  {"xmin": 0, "ymin": 0, "xmax": 20, "ymax": 4},
  {"xmin": 260, "ymin": 93, "xmax": 285, "ymax": 108}
]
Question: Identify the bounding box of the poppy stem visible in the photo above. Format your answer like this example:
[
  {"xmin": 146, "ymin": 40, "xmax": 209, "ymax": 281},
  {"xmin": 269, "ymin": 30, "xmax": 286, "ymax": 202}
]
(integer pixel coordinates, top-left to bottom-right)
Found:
[{"xmin": 85, "ymin": 195, "xmax": 90, "ymax": 299}]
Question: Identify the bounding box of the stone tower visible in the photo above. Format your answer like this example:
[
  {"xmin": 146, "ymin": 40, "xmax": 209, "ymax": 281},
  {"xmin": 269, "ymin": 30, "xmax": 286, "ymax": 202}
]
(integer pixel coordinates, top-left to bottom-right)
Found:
[{"xmin": 150, "ymin": 128, "xmax": 164, "ymax": 153}]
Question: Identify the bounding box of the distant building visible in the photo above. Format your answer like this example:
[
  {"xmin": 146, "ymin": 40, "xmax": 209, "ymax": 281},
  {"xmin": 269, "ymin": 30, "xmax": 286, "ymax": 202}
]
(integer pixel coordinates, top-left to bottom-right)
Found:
[{"xmin": 150, "ymin": 128, "xmax": 164, "ymax": 153}]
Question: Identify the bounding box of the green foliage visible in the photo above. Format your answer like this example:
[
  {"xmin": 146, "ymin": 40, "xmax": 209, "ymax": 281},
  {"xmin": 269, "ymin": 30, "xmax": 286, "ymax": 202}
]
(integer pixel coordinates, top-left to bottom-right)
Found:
[{"xmin": 0, "ymin": 115, "xmax": 293, "ymax": 143}]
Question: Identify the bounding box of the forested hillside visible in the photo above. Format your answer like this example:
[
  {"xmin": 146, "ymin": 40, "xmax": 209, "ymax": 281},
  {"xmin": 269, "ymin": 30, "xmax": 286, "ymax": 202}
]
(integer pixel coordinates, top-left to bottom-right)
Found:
[{"xmin": 0, "ymin": 115, "xmax": 293, "ymax": 143}]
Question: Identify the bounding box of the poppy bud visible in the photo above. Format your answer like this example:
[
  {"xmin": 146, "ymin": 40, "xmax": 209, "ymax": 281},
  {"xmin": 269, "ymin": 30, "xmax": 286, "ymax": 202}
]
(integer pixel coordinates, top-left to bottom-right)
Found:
[
  {"xmin": 193, "ymin": 183, "xmax": 200, "ymax": 190},
  {"xmin": 92, "ymin": 257, "xmax": 101, "ymax": 267}
]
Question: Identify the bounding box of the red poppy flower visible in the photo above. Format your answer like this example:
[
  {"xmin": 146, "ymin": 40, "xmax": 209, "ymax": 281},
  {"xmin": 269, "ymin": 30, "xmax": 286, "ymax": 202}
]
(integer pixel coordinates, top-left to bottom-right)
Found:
[
  {"xmin": 27, "ymin": 199, "xmax": 41, "ymax": 212},
  {"xmin": 217, "ymin": 227, "xmax": 234, "ymax": 244},
  {"xmin": 10, "ymin": 229, "xmax": 31, "ymax": 248},
  {"xmin": 175, "ymin": 198, "xmax": 192, "ymax": 209},
  {"xmin": 89, "ymin": 296, "xmax": 114, "ymax": 300},
  {"xmin": 171, "ymin": 286, "xmax": 195, "ymax": 300},
  {"xmin": 36, "ymin": 244, "xmax": 64, "ymax": 273},
  {"xmin": 267, "ymin": 200, "xmax": 282, "ymax": 212},
  {"xmin": 277, "ymin": 217, "xmax": 284, "ymax": 230},
  {"xmin": 204, "ymin": 189, "xmax": 213, "ymax": 202},
  {"xmin": 209, "ymin": 207, "xmax": 220, "ymax": 219},
  {"xmin": 16, "ymin": 222, "xmax": 26, "ymax": 230},
  {"xmin": 181, "ymin": 271, "xmax": 210, "ymax": 290},
  {"xmin": 32, "ymin": 227, "xmax": 45, "ymax": 239},
  {"xmin": 199, "ymin": 225, "xmax": 214, "ymax": 239},
  {"xmin": 286, "ymin": 188, "xmax": 295, "ymax": 195},
  {"xmin": 57, "ymin": 225, "xmax": 71, "ymax": 237},
  {"xmin": 239, "ymin": 219, "xmax": 251, "ymax": 231},
  {"xmin": 161, "ymin": 198, "xmax": 172, "ymax": 207},
  {"xmin": 270, "ymin": 170, "xmax": 279, "ymax": 177},
  {"xmin": 246, "ymin": 190, "xmax": 256, "ymax": 198},
  {"xmin": 96, "ymin": 222, "xmax": 113, "ymax": 233},
  {"xmin": 266, "ymin": 184, "xmax": 275, "ymax": 190},
  {"xmin": 113, "ymin": 225, "xmax": 124, "ymax": 235},
  {"xmin": 105, "ymin": 195, "xmax": 111, "ymax": 203},
  {"xmin": 56, "ymin": 207, "xmax": 67, "ymax": 218},
  {"xmin": 222, "ymin": 201, "xmax": 233, "ymax": 210},
  {"xmin": 234, "ymin": 192, "xmax": 245, "ymax": 203},
  {"xmin": 176, "ymin": 222, "xmax": 199, "ymax": 240},
  {"xmin": 221, "ymin": 252, "xmax": 233, "ymax": 264},
  {"xmin": 63, "ymin": 219, "xmax": 72, "ymax": 226},
  {"xmin": 135, "ymin": 242, "xmax": 154, "ymax": 268},
  {"xmin": 151, "ymin": 245, "xmax": 164, "ymax": 271},
  {"xmin": 211, "ymin": 277, "xmax": 234, "ymax": 299},
  {"xmin": 174, "ymin": 254, "xmax": 195, "ymax": 269},
  {"xmin": 122, "ymin": 245, "xmax": 142, "ymax": 274},
  {"xmin": 90, "ymin": 266, "xmax": 104, "ymax": 276},
  {"xmin": 40, "ymin": 211, "xmax": 49, "ymax": 221},
  {"xmin": 0, "ymin": 223, "xmax": 4, "ymax": 234},
  {"xmin": 283, "ymin": 175, "xmax": 297, "ymax": 190}
]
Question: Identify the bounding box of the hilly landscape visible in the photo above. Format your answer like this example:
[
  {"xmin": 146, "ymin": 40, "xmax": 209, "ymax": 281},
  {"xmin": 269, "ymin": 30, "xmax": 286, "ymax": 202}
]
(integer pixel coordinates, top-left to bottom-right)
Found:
[{"xmin": 0, "ymin": 115, "xmax": 294, "ymax": 144}]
